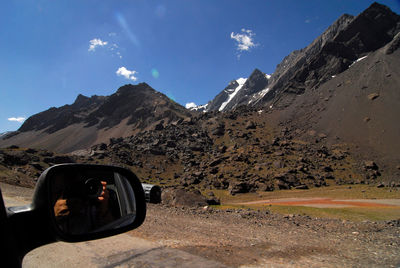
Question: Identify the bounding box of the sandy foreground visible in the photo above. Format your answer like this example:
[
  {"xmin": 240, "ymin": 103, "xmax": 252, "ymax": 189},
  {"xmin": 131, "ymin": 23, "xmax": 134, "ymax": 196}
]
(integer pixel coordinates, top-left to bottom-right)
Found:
[
  {"xmin": 131, "ymin": 203, "xmax": 400, "ymax": 267},
  {"xmin": 1, "ymin": 182, "xmax": 399, "ymax": 267}
]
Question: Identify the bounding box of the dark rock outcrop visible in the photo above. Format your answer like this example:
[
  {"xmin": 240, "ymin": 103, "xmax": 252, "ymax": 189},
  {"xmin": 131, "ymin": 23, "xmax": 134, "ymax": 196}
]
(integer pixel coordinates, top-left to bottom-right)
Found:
[{"xmin": 257, "ymin": 2, "xmax": 400, "ymax": 107}]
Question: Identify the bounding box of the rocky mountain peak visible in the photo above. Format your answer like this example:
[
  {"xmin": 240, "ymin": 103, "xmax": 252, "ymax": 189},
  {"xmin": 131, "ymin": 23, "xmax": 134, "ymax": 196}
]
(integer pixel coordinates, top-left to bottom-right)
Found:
[
  {"xmin": 74, "ymin": 94, "xmax": 89, "ymax": 104},
  {"xmin": 228, "ymin": 80, "xmax": 239, "ymax": 88},
  {"xmin": 254, "ymin": 2, "xmax": 400, "ymax": 108},
  {"xmin": 332, "ymin": 2, "xmax": 400, "ymax": 55},
  {"xmin": 115, "ymin": 82, "xmax": 153, "ymax": 95},
  {"xmin": 2, "ymin": 83, "xmax": 192, "ymax": 153},
  {"xmin": 203, "ymin": 68, "xmax": 270, "ymax": 112},
  {"xmin": 242, "ymin": 68, "xmax": 269, "ymax": 94}
]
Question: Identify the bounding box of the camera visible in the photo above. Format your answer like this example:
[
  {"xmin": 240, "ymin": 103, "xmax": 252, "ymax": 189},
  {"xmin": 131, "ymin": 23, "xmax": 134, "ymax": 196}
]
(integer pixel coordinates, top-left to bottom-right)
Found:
[{"xmin": 84, "ymin": 178, "xmax": 103, "ymax": 199}]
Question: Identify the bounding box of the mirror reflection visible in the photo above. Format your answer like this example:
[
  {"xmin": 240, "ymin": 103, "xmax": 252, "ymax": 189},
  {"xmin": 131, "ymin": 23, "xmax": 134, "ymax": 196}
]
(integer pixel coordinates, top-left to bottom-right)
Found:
[{"xmin": 50, "ymin": 168, "xmax": 136, "ymax": 235}]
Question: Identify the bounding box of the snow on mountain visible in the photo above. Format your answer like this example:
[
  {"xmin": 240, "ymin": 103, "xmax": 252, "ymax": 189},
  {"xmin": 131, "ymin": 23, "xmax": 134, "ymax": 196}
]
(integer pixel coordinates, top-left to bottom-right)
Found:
[
  {"xmin": 248, "ymin": 87, "xmax": 271, "ymax": 105},
  {"xmin": 349, "ymin": 56, "xmax": 368, "ymax": 68},
  {"xmin": 186, "ymin": 103, "xmax": 208, "ymax": 112},
  {"xmin": 185, "ymin": 102, "xmax": 197, "ymax": 109},
  {"xmin": 219, "ymin": 78, "xmax": 247, "ymax": 111}
]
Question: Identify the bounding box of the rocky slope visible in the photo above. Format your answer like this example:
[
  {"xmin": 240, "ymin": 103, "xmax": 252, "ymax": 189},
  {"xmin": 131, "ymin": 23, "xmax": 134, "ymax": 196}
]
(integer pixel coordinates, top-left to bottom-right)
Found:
[
  {"xmin": 0, "ymin": 83, "xmax": 192, "ymax": 153},
  {"xmin": 268, "ymin": 43, "xmax": 400, "ymax": 181},
  {"xmin": 184, "ymin": 2, "xmax": 400, "ymax": 185},
  {"xmin": 1, "ymin": 2, "xmax": 399, "ymax": 197},
  {"xmin": 257, "ymin": 2, "xmax": 400, "ymax": 108},
  {"xmin": 200, "ymin": 2, "xmax": 399, "ymax": 112}
]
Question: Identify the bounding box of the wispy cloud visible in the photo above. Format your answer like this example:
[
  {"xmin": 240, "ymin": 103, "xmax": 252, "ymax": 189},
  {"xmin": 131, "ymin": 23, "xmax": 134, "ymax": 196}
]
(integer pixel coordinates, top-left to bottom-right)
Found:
[
  {"xmin": 88, "ymin": 38, "xmax": 123, "ymax": 58},
  {"xmin": 185, "ymin": 102, "xmax": 197, "ymax": 109},
  {"xmin": 109, "ymin": 44, "xmax": 122, "ymax": 58},
  {"xmin": 110, "ymin": 44, "xmax": 118, "ymax": 50},
  {"xmin": 231, "ymin": 29, "xmax": 257, "ymax": 58},
  {"xmin": 8, "ymin": 117, "xmax": 25, "ymax": 123},
  {"xmin": 88, "ymin": 38, "xmax": 108, "ymax": 51},
  {"xmin": 116, "ymin": 67, "xmax": 138, "ymax": 81}
]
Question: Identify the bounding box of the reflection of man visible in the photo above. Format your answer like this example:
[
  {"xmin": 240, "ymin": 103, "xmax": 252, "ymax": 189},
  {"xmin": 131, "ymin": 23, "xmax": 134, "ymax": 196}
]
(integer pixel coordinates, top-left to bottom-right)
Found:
[{"xmin": 53, "ymin": 177, "xmax": 117, "ymax": 235}]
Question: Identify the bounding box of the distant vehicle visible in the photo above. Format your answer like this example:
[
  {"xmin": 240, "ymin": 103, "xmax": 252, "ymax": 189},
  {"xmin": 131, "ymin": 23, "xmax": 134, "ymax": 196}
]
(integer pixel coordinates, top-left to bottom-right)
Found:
[{"xmin": 0, "ymin": 164, "xmax": 146, "ymax": 267}]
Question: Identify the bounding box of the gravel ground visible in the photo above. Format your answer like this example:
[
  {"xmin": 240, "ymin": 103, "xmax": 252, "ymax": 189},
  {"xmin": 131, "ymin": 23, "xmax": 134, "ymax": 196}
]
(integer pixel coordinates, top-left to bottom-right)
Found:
[
  {"xmin": 1, "ymin": 182, "xmax": 399, "ymax": 267},
  {"xmin": 130, "ymin": 204, "xmax": 400, "ymax": 267}
]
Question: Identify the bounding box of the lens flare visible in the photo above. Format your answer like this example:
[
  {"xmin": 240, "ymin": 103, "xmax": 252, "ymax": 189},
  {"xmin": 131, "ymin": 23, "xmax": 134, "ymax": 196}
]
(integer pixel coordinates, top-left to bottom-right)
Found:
[
  {"xmin": 115, "ymin": 12, "xmax": 140, "ymax": 47},
  {"xmin": 166, "ymin": 92, "xmax": 176, "ymax": 102},
  {"xmin": 151, "ymin": 68, "xmax": 160, "ymax": 79}
]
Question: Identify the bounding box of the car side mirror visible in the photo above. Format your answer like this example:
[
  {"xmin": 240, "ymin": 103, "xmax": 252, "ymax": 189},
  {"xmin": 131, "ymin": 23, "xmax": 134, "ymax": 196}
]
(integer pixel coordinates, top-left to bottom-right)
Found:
[
  {"xmin": 46, "ymin": 164, "xmax": 146, "ymax": 241},
  {"xmin": 3, "ymin": 164, "xmax": 146, "ymax": 264}
]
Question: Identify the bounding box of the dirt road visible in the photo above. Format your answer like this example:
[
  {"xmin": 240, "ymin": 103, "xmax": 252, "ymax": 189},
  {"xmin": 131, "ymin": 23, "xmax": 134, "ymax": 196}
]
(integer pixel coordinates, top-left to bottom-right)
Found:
[
  {"xmin": 234, "ymin": 197, "xmax": 400, "ymax": 208},
  {"xmin": 131, "ymin": 204, "xmax": 400, "ymax": 267},
  {"xmin": 0, "ymin": 183, "xmax": 227, "ymax": 268},
  {"xmin": 2, "ymin": 182, "xmax": 400, "ymax": 267}
]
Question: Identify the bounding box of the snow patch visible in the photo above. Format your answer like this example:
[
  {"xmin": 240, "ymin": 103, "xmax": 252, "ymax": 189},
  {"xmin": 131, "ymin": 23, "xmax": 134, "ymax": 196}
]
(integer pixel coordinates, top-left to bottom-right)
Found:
[
  {"xmin": 247, "ymin": 87, "xmax": 271, "ymax": 106},
  {"xmin": 219, "ymin": 78, "xmax": 247, "ymax": 111},
  {"xmin": 265, "ymin": 74, "xmax": 271, "ymax": 79},
  {"xmin": 187, "ymin": 103, "xmax": 208, "ymax": 112},
  {"xmin": 355, "ymin": 56, "xmax": 368, "ymax": 62},
  {"xmin": 349, "ymin": 56, "xmax": 368, "ymax": 68},
  {"xmin": 185, "ymin": 102, "xmax": 197, "ymax": 109},
  {"xmin": 258, "ymin": 87, "xmax": 270, "ymax": 98}
]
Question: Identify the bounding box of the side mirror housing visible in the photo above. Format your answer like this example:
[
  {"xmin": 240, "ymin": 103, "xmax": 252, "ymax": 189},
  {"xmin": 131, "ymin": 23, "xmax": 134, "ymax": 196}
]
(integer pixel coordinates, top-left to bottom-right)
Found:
[{"xmin": 4, "ymin": 164, "xmax": 146, "ymax": 262}]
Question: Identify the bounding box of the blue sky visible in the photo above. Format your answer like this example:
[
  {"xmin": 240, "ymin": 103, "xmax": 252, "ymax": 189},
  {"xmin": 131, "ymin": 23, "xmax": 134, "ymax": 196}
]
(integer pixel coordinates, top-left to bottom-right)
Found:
[{"xmin": 1, "ymin": 0, "xmax": 400, "ymax": 133}]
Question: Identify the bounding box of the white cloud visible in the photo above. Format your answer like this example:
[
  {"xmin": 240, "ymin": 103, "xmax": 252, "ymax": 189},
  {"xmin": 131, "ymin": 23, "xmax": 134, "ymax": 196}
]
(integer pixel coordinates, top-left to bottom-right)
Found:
[
  {"xmin": 88, "ymin": 38, "xmax": 108, "ymax": 51},
  {"xmin": 230, "ymin": 29, "xmax": 257, "ymax": 53},
  {"xmin": 185, "ymin": 102, "xmax": 197, "ymax": 109},
  {"xmin": 8, "ymin": 117, "xmax": 25, "ymax": 123},
  {"xmin": 110, "ymin": 44, "xmax": 118, "ymax": 50},
  {"xmin": 116, "ymin": 67, "xmax": 138, "ymax": 81}
]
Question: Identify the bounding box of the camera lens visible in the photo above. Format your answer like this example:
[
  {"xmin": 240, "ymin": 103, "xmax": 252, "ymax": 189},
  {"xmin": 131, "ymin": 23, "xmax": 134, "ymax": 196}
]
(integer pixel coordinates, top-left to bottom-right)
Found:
[{"xmin": 84, "ymin": 178, "xmax": 103, "ymax": 198}]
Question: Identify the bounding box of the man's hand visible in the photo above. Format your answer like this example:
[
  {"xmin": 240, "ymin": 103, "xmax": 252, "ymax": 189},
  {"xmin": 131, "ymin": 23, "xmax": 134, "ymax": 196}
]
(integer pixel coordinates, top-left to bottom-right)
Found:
[
  {"xmin": 98, "ymin": 181, "xmax": 109, "ymax": 202},
  {"xmin": 97, "ymin": 181, "xmax": 111, "ymax": 218}
]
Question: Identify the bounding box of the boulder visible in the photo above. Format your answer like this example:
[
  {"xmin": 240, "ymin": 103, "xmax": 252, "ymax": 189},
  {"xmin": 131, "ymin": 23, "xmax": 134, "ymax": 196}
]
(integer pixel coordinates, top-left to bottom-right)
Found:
[
  {"xmin": 276, "ymin": 179, "xmax": 290, "ymax": 190},
  {"xmin": 363, "ymin": 161, "xmax": 379, "ymax": 170},
  {"xmin": 229, "ymin": 181, "xmax": 254, "ymax": 195},
  {"xmin": 245, "ymin": 121, "xmax": 256, "ymax": 130},
  {"xmin": 154, "ymin": 122, "xmax": 164, "ymax": 131},
  {"xmin": 206, "ymin": 197, "xmax": 221, "ymax": 205},
  {"xmin": 273, "ymin": 160, "xmax": 284, "ymax": 169},
  {"xmin": 161, "ymin": 189, "xmax": 207, "ymax": 207},
  {"xmin": 367, "ymin": 93, "xmax": 380, "ymax": 100},
  {"xmin": 211, "ymin": 124, "xmax": 225, "ymax": 136}
]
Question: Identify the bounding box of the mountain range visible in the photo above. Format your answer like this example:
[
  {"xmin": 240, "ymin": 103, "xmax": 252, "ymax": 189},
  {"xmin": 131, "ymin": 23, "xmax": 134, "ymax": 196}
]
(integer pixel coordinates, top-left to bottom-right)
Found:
[
  {"xmin": 1, "ymin": 83, "xmax": 192, "ymax": 153},
  {"xmin": 1, "ymin": 2, "xmax": 399, "ymax": 189},
  {"xmin": 193, "ymin": 2, "xmax": 400, "ymax": 113}
]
